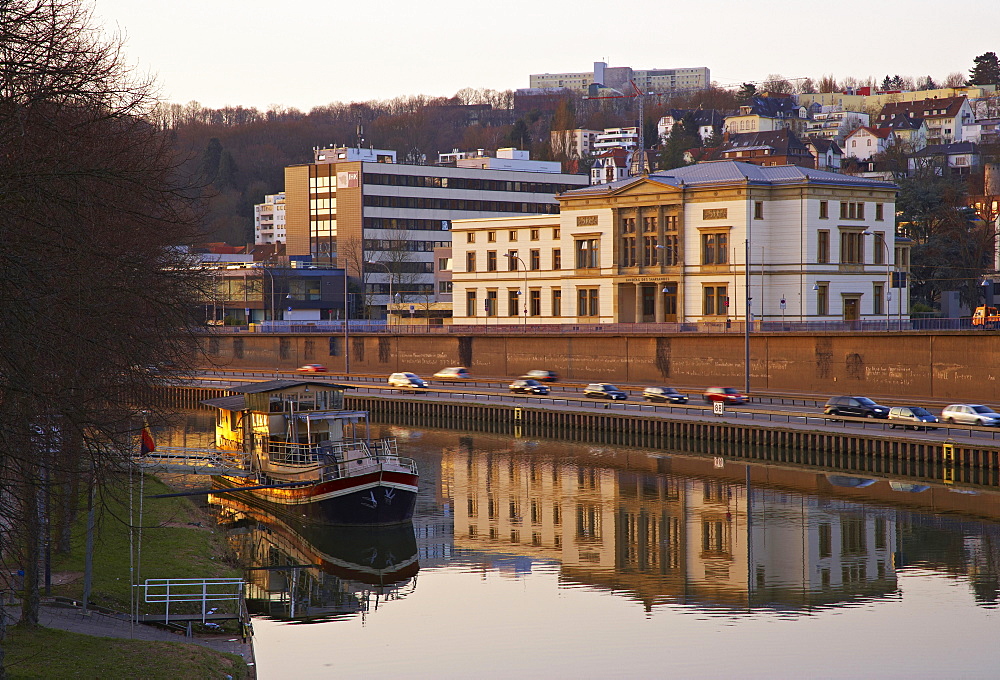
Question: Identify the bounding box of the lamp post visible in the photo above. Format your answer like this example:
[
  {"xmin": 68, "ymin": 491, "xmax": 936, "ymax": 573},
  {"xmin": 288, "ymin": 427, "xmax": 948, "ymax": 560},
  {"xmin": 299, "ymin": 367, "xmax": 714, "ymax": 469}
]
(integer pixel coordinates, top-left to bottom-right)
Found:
[
  {"xmin": 864, "ymin": 231, "xmax": 892, "ymax": 331},
  {"xmin": 365, "ymin": 259, "xmax": 393, "ymax": 325},
  {"xmin": 505, "ymin": 253, "xmax": 528, "ymax": 326}
]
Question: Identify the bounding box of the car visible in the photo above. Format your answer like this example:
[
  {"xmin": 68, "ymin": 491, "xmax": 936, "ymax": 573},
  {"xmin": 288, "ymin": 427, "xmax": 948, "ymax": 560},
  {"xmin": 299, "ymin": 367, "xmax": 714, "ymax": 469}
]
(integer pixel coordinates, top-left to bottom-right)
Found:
[
  {"xmin": 509, "ymin": 379, "xmax": 550, "ymax": 395},
  {"xmin": 703, "ymin": 387, "xmax": 746, "ymax": 405},
  {"xmin": 388, "ymin": 372, "xmax": 428, "ymax": 388},
  {"xmin": 584, "ymin": 383, "xmax": 627, "ymax": 400},
  {"xmin": 296, "ymin": 364, "xmax": 327, "ymax": 373},
  {"xmin": 521, "ymin": 369, "xmax": 559, "ymax": 382},
  {"xmin": 888, "ymin": 406, "xmax": 939, "ymax": 430},
  {"xmin": 940, "ymin": 404, "xmax": 1000, "ymax": 426},
  {"xmin": 643, "ymin": 387, "xmax": 689, "ymax": 404},
  {"xmin": 433, "ymin": 367, "xmax": 470, "ymax": 380},
  {"xmin": 823, "ymin": 396, "xmax": 889, "ymax": 419}
]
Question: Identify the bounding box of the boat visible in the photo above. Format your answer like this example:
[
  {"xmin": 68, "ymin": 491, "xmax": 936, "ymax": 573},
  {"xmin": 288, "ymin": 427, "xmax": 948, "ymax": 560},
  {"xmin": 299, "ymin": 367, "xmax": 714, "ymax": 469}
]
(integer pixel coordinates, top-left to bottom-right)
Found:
[{"xmin": 203, "ymin": 379, "xmax": 418, "ymax": 525}]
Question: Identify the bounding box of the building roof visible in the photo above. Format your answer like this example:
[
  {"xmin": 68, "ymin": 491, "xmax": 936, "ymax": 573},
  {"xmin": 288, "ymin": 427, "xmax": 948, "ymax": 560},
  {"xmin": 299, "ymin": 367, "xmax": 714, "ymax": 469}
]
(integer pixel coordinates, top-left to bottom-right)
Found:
[
  {"xmin": 230, "ymin": 379, "xmax": 353, "ymax": 394},
  {"xmin": 910, "ymin": 142, "xmax": 980, "ymax": 158},
  {"xmin": 738, "ymin": 96, "xmax": 801, "ymax": 118},
  {"xmin": 805, "ymin": 137, "xmax": 843, "ymax": 154},
  {"xmin": 664, "ymin": 109, "xmax": 725, "ymax": 127},
  {"xmin": 720, "ymin": 129, "xmax": 811, "ymax": 155},
  {"xmin": 878, "ymin": 114, "xmax": 923, "ymax": 132},
  {"xmin": 562, "ymin": 160, "xmax": 897, "ymax": 196},
  {"xmin": 846, "ymin": 126, "xmax": 894, "ymax": 140},
  {"xmin": 877, "ymin": 96, "xmax": 968, "ymax": 122}
]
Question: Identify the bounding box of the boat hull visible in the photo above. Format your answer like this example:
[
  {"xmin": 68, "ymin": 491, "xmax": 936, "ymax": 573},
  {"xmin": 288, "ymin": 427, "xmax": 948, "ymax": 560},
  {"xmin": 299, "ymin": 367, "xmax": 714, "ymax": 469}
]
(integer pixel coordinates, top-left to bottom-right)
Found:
[{"xmin": 214, "ymin": 469, "xmax": 418, "ymax": 526}]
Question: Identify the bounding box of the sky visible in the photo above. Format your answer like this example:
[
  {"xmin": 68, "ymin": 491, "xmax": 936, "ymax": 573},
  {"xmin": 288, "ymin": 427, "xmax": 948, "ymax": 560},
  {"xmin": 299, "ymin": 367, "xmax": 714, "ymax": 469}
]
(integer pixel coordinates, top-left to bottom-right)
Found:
[{"xmin": 92, "ymin": 0, "xmax": 1000, "ymax": 112}]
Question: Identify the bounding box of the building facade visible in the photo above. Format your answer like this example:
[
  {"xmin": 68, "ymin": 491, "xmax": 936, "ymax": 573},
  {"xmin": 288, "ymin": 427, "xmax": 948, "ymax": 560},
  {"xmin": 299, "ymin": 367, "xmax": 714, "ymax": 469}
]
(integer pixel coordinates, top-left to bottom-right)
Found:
[
  {"xmin": 451, "ymin": 161, "xmax": 904, "ymax": 325},
  {"xmin": 282, "ymin": 147, "xmax": 589, "ymax": 316},
  {"xmin": 530, "ymin": 61, "xmax": 710, "ymax": 95},
  {"xmin": 254, "ymin": 192, "xmax": 286, "ymax": 245}
]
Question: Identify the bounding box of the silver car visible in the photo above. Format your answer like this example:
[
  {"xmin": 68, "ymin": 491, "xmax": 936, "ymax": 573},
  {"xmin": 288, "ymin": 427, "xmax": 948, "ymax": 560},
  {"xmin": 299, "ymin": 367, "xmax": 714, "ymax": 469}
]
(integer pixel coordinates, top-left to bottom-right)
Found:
[{"xmin": 941, "ymin": 404, "xmax": 1000, "ymax": 426}]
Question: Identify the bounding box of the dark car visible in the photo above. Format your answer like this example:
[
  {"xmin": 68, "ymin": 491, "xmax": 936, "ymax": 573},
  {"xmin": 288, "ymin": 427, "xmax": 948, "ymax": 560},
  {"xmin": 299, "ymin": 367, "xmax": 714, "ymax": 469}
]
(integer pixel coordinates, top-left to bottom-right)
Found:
[
  {"xmin": 703, "ymin": 387, "xmax": 746, "ymax": 405},
  {"xmin": 643, "ymin": 387, "xmax": 688, "ymax": 404},
  {"xmin": 888, "ymin": 406, "xmax": 939, "ymax": 430},
  {"xmin": 824, "ymin": 395, "xmax": 889, "ymax": 419},
  {"xmin": 521, "ymin": 369, "xmax": 559, "ymax": 382},
  {"xmin": 584, "ymin": 383, "xmax": 627, "ymax": 400},
  {"xmin": 509, "ymin": 379, "xmax": 550, "ymax": 395}
]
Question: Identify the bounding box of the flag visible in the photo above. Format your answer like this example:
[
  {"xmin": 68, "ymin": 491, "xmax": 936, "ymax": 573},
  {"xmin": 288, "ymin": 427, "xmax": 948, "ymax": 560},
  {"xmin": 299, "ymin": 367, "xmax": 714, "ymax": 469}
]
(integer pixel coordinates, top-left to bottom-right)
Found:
[{"xmin": 141, "ymin": 424, "xmax": 156, "ymax": 454}]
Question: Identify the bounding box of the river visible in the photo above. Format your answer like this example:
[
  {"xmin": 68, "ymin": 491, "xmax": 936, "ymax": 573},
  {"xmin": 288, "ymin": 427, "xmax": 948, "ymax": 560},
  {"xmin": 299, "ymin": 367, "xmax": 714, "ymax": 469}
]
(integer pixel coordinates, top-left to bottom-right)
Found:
[{"xmin": 166, "ymin": 413, "xmax": 1000, "ymax": 679}]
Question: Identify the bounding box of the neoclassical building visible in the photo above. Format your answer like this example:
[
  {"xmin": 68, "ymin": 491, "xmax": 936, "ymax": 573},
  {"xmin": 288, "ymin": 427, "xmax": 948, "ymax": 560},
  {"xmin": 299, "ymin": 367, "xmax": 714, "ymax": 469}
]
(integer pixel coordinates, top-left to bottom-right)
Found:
[{"xmin": 450, "ymin": 161, "xmax": 905, "ymax": 325}]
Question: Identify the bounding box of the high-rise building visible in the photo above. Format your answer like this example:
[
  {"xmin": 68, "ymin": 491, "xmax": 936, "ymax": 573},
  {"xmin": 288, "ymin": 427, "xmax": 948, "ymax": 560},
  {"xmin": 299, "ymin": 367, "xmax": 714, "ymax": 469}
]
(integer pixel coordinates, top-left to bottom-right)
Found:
[
  {"xmin": 530, "ymin": 61, "xmax": 710, "ymax": 94},
  {"xmin": 254, "ymin": 192, "xmax": 286, "ymax": 245},
  {"xmin": 282, "ymin": 147, "xmax": 589, "ymax": 316}
]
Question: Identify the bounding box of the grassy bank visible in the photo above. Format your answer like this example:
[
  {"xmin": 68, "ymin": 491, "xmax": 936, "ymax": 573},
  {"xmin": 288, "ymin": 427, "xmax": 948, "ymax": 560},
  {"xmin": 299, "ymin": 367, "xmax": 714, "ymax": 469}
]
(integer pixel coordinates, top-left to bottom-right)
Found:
[{"xmin": 3, "ymin": 626, "xmax": 248, "ymax": 679}]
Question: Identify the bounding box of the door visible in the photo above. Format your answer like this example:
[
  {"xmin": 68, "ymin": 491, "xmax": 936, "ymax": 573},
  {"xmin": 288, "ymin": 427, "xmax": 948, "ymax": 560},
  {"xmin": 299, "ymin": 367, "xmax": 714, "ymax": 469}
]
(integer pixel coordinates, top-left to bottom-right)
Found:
[{"xmin": 843, "ymin": 298, "xmax": 860, "ymax": 321}]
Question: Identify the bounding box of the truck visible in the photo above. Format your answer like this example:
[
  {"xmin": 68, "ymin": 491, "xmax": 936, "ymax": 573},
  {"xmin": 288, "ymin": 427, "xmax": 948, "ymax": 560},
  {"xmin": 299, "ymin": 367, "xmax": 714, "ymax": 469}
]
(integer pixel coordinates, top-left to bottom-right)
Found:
[{"xmin": 972, "ymin": 306, "xmax": 1000, "ymax": 328}]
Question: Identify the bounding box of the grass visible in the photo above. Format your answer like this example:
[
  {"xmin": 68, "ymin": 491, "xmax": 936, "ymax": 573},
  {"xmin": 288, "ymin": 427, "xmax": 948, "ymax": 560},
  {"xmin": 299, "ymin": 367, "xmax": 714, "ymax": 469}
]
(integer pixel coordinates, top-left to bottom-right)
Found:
[
  {"xmin": 3, "ymin": 626, "xmax": 247, "ymax": 679},
  {"xmin": 51, "ymin": 475, "xmax": 241, "ymax": 614}
]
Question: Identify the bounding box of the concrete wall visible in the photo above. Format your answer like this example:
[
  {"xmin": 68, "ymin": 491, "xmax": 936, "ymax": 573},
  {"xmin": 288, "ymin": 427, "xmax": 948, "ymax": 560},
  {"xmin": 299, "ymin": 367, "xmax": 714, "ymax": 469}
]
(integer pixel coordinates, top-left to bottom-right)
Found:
[{"xmin": 204, "ymin": 331, "xmax": 1000, "ymax": 403}]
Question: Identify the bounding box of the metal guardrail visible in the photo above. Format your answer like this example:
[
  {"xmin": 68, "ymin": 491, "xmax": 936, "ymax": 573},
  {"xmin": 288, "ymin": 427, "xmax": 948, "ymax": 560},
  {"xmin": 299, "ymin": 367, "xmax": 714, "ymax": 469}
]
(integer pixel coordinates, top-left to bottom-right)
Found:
[
  {"xmin": 140, "ymin": 577, "xmax": 244, "ymax": 625},
  {"xmin": 196, "ymin": 317, "xmax": 980, "ymax": 335},
  {"xmin": 137, "ymin": 447, "xmax": 252, "ymax": 476}
]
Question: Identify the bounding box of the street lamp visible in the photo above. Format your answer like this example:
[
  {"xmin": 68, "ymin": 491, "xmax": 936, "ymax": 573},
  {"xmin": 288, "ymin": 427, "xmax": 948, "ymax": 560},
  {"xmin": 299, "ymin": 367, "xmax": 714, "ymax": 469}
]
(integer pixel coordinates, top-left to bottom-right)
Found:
[
  {"xmin": 863, "ymin": 231, "xmax": 892, "ymax": 331},
  {"xmin": 365, "ymin": 260, "xmax": 393, "ymax": 324},
  {"xmin": 505, "ymin": 253, "xmax": 528, "ymax": 326}
]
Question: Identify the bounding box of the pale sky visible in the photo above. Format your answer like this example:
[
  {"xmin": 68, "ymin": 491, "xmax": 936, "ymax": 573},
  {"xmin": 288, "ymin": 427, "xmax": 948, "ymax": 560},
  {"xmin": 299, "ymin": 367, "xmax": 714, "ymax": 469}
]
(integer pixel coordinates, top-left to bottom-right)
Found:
[{"xmin": 92, "ymin": 0, "xmax": 1000, "ymax": 112}]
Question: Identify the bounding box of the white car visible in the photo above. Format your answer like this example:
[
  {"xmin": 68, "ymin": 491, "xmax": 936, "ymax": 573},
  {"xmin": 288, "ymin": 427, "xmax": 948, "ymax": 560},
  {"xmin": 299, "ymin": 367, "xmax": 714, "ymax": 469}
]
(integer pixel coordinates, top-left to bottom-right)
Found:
[
  {"xmin": 941, "ymin": 404, "xmax": 1000, "ymax": 426},
  {"xmin": 388, "ymin": 372, "xmax": 427, "ymax": 388}
]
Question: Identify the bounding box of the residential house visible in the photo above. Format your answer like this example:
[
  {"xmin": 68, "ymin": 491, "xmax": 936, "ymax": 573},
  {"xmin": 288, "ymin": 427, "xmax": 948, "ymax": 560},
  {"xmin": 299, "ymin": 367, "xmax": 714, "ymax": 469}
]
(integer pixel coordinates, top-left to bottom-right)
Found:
[
  {"xmin": 843, "ymin": 127, "xmax": 896, "ymax": 161},
  {"xmin": 451, "ymin": 161, "xmax": 905, "ymax": 325},
  {"xmin": 718, "ymin": 129, "xmax": 815, "ymax": 168},
  {"xmin": 550, "ymin": 128, "xmax": 602, "ymax": 159},
  {"xmin": 805, "ymin": 138, "xmax": 843, "ymax": 172},
  {"xmin": 804, "ymin": 106, "xmax": 869, "ymax": 143},
  {"xmin": 908, "ymin": 142, "xmax": 981, "ymax": 176},
  {"xmin": 590, "ymin": 149, "xmax": 631, "ymax": 185},
  {"xmin": 724, "ymin": 95, "xmax": 808, "ymax": 136},
  {"xmin": 657, "ymin": 109, "xmax": 724, "ymax": 143},
  {"xmin": 876, "ymin": 114, "xmax": 927, "ymax": 152},
  {"xmin": 962, "ymin": 118, "xmax": 1000, "ymax": 146},
  {"xmin": 874, "ymin": 96, "xmax": 974, "ymax": 145}
]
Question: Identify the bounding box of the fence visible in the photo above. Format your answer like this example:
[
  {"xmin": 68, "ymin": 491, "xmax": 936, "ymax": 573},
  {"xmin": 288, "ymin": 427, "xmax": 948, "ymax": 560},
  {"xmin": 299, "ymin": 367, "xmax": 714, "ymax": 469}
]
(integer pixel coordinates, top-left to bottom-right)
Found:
[{"xmin": 139, "ymin": 577, "xmax": 244, "ymax": 626}]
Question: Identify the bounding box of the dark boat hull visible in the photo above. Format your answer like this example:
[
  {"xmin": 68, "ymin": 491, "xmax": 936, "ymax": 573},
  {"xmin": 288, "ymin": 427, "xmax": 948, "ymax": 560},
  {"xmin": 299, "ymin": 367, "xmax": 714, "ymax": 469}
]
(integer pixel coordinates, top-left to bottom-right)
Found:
[{"xmin": 215, "ymin": 470, "xmax": 418, "ymax": 525}]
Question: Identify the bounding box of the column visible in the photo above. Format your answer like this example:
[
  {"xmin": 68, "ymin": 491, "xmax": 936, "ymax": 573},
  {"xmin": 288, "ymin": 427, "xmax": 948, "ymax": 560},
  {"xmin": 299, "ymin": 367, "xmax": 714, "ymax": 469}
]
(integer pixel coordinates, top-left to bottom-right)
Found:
[
  {"xmin": 655, "ymin": 285, "xmax": 665, "ymax": 322},
  {"xmin": 634, "ymin": 283, "xmax": 643, "ymax": 323}
]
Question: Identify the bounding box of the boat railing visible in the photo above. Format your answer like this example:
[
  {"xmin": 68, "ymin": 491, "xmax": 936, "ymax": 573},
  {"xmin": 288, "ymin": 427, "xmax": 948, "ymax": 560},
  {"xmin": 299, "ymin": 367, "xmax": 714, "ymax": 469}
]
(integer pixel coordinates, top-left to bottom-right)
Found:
[{"xmin": 266, "ymin": 438, "xmax": 417, "ymax": 479}]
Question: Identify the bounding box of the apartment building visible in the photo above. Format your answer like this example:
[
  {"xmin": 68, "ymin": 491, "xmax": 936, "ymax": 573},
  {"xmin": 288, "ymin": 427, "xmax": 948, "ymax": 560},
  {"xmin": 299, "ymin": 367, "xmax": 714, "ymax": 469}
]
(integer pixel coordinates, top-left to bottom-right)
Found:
[
  {"xmin": 550, "ymin": 128, "xmax": 602, "ymax": 159},
  {"xmin": 724, "ymin": 96, "xmax": 809, "ymax": 136},
  {"xmin": 451, "ymin": 161, "xmax": 904, "ymax": 325},
  {"xmin": 254, "ymin": 192, "xmax": 286, "ymax": 245},
  {"xmin": 282, "ymin": 147, "xmax": 588, "ymax": 316},
  {"xmin": 875, "ymin": 96, "xmax": 975, "ymax": 145},
  {"xmin": 530, "ymin": 61, "xmax": 710, "ymax": 94}
]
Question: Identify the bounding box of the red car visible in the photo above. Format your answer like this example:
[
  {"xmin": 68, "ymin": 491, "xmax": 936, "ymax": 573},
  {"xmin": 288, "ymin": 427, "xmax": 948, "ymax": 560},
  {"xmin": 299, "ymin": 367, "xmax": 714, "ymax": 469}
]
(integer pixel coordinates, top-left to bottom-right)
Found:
[
  {"xmin": 297, "ymin": 364, "xmax": 327, "ymax": 373},
  {"xmin": 703, "ymin": 387, "xmax": 746, "ymax": 404}
]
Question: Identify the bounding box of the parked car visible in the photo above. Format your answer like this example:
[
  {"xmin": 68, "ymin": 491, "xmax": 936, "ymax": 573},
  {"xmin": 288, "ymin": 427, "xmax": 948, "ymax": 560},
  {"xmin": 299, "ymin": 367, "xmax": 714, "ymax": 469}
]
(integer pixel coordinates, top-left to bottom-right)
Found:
[
  {"xmin": 888, "ymin": 406, "xmax": 939, "ymax": 430},
  {"xmin": 296, "ymin": 364, "xmax": 327, "ymax": 373},
  {"xmin": 433, "ymin": 366, "xmax": 470, "ymax": 380},
  {"xmin": 940, "ymin": 404, "xmax": 1000, "ymax": 426},
  {"xmin": 823, "ymin": 396, "xmax": 889, "ymax": 419},
  {"xmin": 388, "ymin": 372, "xmax": 428, "ymax": 388},
  {"xmin": 643, "ymin": 387, "xmax": 688, "ymax": 404},
  {"xmin": 521, "ymin": 369, "xmax": 559, "ymax": 382},
  {"xmin": 703, "ymin": 387, "xmax": 746, "ymax": 405},
  {"xmin": 509, "ymin": 379, "xmax": 550, "ymax": 395},
  {"xmin": 584, "ymin": 383, "xmax": 627, "ymax": 400}
]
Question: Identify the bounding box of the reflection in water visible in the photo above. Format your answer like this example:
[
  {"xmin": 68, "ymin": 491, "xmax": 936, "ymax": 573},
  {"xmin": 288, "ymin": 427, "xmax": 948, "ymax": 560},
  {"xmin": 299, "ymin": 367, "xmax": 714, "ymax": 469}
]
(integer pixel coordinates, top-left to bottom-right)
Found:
[{"xmin": 211, "ymin": 493, "xmax": 419, "ymax": 622}]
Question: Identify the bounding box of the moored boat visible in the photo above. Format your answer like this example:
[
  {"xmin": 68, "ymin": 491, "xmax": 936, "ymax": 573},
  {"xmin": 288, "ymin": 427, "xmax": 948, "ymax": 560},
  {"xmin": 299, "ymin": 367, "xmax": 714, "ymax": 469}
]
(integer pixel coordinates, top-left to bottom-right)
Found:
[{"xmin": 203, "ymin": 379, "xmax": 418, "ymax": 525}]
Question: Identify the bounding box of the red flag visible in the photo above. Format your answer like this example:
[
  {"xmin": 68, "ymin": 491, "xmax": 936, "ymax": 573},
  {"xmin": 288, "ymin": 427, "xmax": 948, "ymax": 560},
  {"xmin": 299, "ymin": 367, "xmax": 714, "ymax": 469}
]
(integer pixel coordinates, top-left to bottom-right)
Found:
[{"xmin": 141, "ymin": 424, "xmax": 156, "ymax": 454}]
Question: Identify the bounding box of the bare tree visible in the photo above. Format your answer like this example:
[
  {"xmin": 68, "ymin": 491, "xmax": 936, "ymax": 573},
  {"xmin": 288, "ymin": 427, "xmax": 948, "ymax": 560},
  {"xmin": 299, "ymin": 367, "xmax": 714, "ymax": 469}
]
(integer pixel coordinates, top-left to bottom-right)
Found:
[
  {"xmin": 944, "ymin": 72, "xmax": 967, "ymax": 87},
  {"xmin": 761, "ymin": 74, "xmax": 793, "ymax": 94},
  {"xmin": 818, "ymin": 74, "xmax": 839, "ymax": 93},
  {"xmin": 0, "ymin": 0, "xmax": 205, "ymax": 654}
]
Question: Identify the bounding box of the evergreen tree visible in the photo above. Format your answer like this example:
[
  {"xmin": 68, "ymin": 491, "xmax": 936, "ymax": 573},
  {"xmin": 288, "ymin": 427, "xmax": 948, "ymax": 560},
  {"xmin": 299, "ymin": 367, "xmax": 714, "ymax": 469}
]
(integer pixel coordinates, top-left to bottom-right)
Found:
[
  {"xmin": 199, "ymin": 137, "xmax": 223, "ymax": 183},
  {"xmin": 917, "ymin": 75, "xmax": 938, "ymax": 91},
  {"xmin": 969, "ymin": 52, "xmax": 1000, "ymax": 87},
  {"xmin": 736, "ymin": 83, "xmax": 757, "ymax": 105}
]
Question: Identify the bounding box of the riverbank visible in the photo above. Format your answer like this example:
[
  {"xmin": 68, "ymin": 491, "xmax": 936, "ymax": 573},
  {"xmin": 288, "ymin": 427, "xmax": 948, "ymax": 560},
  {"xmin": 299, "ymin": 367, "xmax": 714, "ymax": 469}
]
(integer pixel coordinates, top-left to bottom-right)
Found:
[{"xmin": 3, "ymin": 474, "xmax": 253, "ymax": 679}]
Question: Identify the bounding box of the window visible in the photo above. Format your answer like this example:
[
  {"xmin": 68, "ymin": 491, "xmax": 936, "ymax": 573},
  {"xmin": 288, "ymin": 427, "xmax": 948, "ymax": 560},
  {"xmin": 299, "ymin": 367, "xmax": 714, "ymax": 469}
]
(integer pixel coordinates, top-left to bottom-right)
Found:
[
  {"xmin": 487, "ymin": 231, "xmax": 496, "ymax": 242},
  {"xmin": 819, "ymin": 201, "xmax": 829, "ymax": 219},
  {"xmin": 467, "ymin": 232, "xmax": 476, "ymax": 243},
  {"xmin": 621, "ymin": 235, "xmax": 637, "ymax": 266},
  {"xmin": 553, "ymin": 249, "xmax": 562, "ymax": 270},
  {"xmin": 662, "ymin": 235, "xmax": 679, "ymax": 266},
  {"xmin": 529, "ymin": 249, "xmax": 540, "ymax": 270},
  {"xmin": 818, "ymin": 230, "xmax": 830, "ymax": 263},
  {"xmin": 508, "ymin": 290, "xmax": 520, "ymax": 316},
  {"xmin": 439, "ymin": 281, "xmax": 453, "ymax": 294},
  {"xmin": 438, "ymin": 257, "xmax": 451, "ymax": 271},
  {"xmin": 643, "ymin": 236, "xmax": 659, "ymax": 266},
  {"xmin": 486, "ymin": 290, "xmax": 497, "ymax": 316},
  {"xmin": 874, "ymin": 282, "xmax": 884, "ymax": 315},
  {"xmin": 701, "ymin": 232, "xmax": 729, "ymax": 265},
  {"xmin": 754, "ymin": 201, "xmax": 764, "ymax": 219},
  {"xmin": 841, "ymin": 202, "xmax": 865, "ymax": 219},
  {"xmin": 665, "ymin": 215, "xmax": 678, "ymax": 231},
  {"xmin": 577, "ymin": 288, "xmax": 599, "ymax": 316},
  {"xmin": 816, "ymin": 282, "xmax": 829, "ymax": 315},
  {"xmin": 818, "ymin": 524, "xmax": 832, "ymax": 558},
  {"xmin": 466, "ymin": 251, "xmax": 476, "ymax": 272},
  {"xmin": 873, "ymin": 232, "xmax": 886, "ymax": 265},
  {"xmin": 553, "ymin": 227, "xmax": 560, "ymax": 239},
  {"xmin": 530, "ymin": 229, "xmax": 539, "ymax": 240},
  {"xmin": 703, "ymin": 285, "xmax": 728, "ymax": 316},
  {"xmin": 507, "ymin": 250, "xmax": 518, "ymax": 271},
  {"xmin": 621, "ymin": 217, "xmax": 636, "ymax": 233},
  {"xmin": 575, "ymin": 238, "xmax": 599, "ymax": 268},
  {"xmin": 552, "ymin": 288, "xmax": 562, "ymax": 316},
  {"xmin": 875, "ymin": 203, "xmax": 884, "ymax": 220},
  {"xmin": 529, "ymin": 289, "xmax": 541, "ymax": 316},
  {"xmin": 465, "ymin": 290, "xmax": 477, "ymax": 316},
  {"xmin": 840, "ymin": 201, "xmax": 848, "ymax": 219},
  {"xmin": 643, "ymin": 216, "xmax": 657, "ymax": 232},
  {"xmin": 486, "ymin": 250, "xmax": 497, "ymax": 271},
  {"xmin": 509, "ymin": 230, "xmax": 518, "ymax": 242},
  {"xmin": 840, "ymin": 230, "xmax": 864, "ymax": 264}
]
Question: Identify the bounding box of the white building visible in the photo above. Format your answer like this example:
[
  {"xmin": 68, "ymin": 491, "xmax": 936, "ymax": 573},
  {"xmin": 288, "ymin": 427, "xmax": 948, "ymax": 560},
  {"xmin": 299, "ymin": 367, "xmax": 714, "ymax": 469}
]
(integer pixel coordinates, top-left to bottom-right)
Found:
[
  {"xmin": 593, "ymin": 127, "xmax": 639, "ymax": 152},
  {"xmin": 451, "ymin": 161, "xmax": 905, "ymax": 325},
  {"xmin": 254, "ymin": 192, "xmax": 286, "ymax": 245},
  {"xmin": 843, "ymin": 127, "xmax": 896, "ymax": 161},
  {"xmin": 530, "ymin": 61, "xmax": 710, "ymax": 94},
  {"xmin": 804, "ymin": 106, "xmax": 869, "ymax": 143},
  {"xmin": 550, "ymin": 129, "xmax": 602, "ymax": 159}
]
